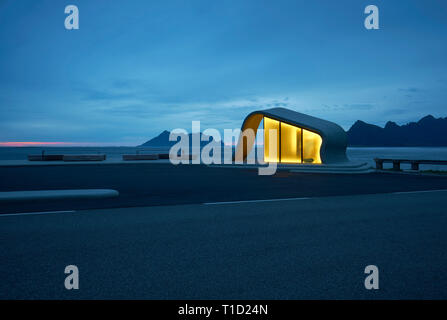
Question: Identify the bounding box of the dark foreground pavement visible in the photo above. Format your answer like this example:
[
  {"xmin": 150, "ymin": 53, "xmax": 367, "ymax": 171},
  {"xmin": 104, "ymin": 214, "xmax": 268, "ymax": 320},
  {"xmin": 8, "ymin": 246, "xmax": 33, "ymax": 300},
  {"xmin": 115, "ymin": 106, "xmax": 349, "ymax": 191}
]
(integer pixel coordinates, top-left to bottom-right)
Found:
[
  {"xmin": 1, "ymin": 190, "xmax": 447, "ymax": 299},
  {"xmin": 1, "ymin": 163, "xmax": 447, "ymax": 213}
]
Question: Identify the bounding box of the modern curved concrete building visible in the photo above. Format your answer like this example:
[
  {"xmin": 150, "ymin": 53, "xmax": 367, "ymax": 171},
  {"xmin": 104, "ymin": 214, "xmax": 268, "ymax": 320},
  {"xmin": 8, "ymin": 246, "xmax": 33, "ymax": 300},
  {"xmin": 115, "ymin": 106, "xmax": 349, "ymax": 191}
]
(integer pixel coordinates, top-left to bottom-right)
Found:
[{"xmin": 235, "ymin": 107, "xmax": 349, "ymax": 164}]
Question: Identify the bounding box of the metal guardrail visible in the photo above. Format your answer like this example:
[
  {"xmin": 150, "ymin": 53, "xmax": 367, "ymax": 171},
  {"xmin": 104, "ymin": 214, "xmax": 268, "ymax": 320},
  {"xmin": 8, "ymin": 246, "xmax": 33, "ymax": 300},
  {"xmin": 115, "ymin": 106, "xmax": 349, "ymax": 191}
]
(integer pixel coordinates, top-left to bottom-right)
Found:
[{"xmin": 374, "ymin": 158, "xmax": 447, "ymax": 171}]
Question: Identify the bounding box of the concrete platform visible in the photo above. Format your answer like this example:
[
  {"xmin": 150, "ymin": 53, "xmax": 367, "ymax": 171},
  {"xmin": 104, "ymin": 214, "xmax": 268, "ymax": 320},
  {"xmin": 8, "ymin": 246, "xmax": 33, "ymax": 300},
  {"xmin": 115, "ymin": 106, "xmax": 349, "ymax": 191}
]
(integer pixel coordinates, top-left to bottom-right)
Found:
[
  {"xmin": 0, "ymin": 159, "xmax": 373, "ymax": 174},
  {"xmin": 289, "ymin": 162, "xmax": 373, "ymax": 173},
  {"xmin": 1, "ymin": 162, "xmax": 446, "ymax": 214},
  {"xmin": 212, "ymin": 161, "xmax": 373, "ymax": 174}
]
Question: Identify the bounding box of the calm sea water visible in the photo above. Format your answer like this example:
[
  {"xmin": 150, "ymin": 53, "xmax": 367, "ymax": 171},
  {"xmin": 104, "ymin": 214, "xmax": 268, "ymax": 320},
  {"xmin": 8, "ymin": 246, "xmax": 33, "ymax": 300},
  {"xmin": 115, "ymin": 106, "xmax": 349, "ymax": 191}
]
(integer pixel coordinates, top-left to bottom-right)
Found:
[{"xmin": 1, "ymin": 146, "xmax": 447, "ymax": 171}]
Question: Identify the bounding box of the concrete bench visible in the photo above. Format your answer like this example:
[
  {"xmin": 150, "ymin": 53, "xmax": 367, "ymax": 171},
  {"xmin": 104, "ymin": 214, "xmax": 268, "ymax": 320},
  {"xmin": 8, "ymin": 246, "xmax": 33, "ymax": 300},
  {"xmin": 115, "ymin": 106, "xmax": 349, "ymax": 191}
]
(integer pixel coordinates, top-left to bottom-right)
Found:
[
  {"xmin": 122, "ymin": 154, "xmax": 159, "ymax": 161},
  {"xmin": 62, "ymin": 154, "xmax": 106, "ymax": 161},
  {"xmin": 28, "ymin": 154, "xmax": 64, "ymax": 161},
  {"xmin": 28, "ymin": 154, "xmax": 106, "ymax": 162},
  {"xmin": 122, "ymin": 153, "xmax": 197, "ymax": 161},
  {"xmin": 158, "ymin": 153, "xmax": 170, "ymax": 159}
]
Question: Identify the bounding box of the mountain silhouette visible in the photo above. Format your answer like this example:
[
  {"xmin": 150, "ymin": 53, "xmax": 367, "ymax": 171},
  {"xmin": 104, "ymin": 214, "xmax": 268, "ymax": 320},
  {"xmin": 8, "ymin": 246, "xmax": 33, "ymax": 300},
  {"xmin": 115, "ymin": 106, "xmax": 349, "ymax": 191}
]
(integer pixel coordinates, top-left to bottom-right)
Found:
[
  {"xmin": 141, "ymin": 115, "xmax": 447, "ymax": 148},
  {"xmin": 347, "ymin": 115, "xmax": 447, "ymax": 146},
  {"xmin": 140, "ymin": 130, "xmax": 225, "ymax": 147}
]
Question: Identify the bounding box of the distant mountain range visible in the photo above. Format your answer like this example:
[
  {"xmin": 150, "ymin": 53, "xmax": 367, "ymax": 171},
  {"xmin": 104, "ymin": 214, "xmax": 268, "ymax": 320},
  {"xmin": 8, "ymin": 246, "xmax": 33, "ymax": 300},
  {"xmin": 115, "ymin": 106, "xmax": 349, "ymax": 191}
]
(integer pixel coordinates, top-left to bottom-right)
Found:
[
  {"xmin": 141, "ymin": 115, "xmax": 447, "ymax": 148},
  {"xmin": 140, "ymin": 130, "xmax": 225, "ymax": 147},
  {"xmin": 347, "ymin": 115, "xmax": 447, "ymax": 147}
]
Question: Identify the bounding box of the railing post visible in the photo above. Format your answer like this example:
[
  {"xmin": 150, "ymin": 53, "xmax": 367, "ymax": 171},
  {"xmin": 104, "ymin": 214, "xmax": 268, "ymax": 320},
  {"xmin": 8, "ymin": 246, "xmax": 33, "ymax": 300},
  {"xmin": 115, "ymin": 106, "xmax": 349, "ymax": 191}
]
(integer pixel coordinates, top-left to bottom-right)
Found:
[
  {"xmin": 374, "ymin": 159, "xmax": 383, "ymax": 170},
  {"xmin": 411, "ymin": 162, "xmax": 419, "ymax": 171},
  {"xmin": 392, "ymin": 160, "xmax": 400, "ymax": 171}
]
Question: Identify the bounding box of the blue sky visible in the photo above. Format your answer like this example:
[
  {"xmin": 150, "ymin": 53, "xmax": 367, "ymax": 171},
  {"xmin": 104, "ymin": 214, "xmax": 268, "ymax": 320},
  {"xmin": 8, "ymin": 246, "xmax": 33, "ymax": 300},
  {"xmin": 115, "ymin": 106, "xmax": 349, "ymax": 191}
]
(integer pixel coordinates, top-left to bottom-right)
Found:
[{"xmin": 1, "ymin": 0, "xmax": 446, "ymax": 145}]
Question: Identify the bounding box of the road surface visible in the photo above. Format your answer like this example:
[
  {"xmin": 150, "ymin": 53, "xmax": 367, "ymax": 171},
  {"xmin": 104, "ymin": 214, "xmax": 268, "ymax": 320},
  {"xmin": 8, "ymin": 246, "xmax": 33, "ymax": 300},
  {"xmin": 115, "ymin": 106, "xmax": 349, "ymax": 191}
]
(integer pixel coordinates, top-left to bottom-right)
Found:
[{"xmin": 1, "ymin": 190, "xmax": 447, "ymax": 299}]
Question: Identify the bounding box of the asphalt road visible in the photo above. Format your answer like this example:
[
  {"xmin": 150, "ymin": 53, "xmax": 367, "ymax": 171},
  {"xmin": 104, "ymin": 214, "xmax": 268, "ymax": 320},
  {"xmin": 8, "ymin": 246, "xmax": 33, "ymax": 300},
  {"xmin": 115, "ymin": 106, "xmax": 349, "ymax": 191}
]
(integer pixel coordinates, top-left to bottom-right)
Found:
[
  {"xmin": 1, "ymin": 163, "xmax": 447, "ymax": 213},
  {"xmin": 1, "ymin": 190, "xmax": 446, "ymax": 299}
]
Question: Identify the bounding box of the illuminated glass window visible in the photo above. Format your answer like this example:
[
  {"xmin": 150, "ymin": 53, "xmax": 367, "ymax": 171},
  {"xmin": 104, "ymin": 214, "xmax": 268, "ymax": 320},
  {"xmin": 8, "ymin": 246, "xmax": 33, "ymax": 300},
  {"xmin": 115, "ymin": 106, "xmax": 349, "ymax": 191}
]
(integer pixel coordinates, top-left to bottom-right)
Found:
[
  {"xmin": 263, "ymin": 116, "xmax": 322, "ymax": 164},
  {"xmin": 280, "ymin": 122, "xmax": 301, "ymax": 163},
  {"xmin": 302, "ymin": 129, "xmax": 322, "ymax": 164},
  {"xmin": 263, "ymin": 117, "xmax": 279, "ymax": 162}
]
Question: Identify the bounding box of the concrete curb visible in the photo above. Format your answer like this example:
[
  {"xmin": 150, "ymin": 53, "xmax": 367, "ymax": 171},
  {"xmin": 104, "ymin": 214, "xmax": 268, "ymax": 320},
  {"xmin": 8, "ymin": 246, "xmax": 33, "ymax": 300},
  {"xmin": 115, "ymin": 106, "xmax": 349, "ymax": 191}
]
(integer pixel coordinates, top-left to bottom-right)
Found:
[{"xmin": 0, "ymin": 189, "xmax": 119, "ymax": 202}]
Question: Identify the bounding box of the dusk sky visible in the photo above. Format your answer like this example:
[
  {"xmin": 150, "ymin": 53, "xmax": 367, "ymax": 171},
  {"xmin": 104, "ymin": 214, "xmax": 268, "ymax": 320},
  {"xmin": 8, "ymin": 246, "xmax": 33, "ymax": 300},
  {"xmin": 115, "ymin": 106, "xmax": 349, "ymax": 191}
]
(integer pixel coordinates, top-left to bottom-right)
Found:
[{"xmin": 1, "ymin": 0, "xmax": 446, "ymax": 145}]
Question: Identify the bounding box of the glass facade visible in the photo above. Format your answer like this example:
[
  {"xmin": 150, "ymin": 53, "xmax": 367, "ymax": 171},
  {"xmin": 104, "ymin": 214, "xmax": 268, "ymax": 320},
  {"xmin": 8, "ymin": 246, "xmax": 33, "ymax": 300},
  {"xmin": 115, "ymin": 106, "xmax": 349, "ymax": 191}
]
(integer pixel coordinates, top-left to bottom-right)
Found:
[
  {"xmin": 302, "ymin": 129, "xmax": 322, "ymax": 164},
  {"xmin": 263, "ymin": 117, "xmax": 279, "ymax": 163},
  {"xmin": 280, "ymin": 122, "xmax": 302, "ymax": 163},
  {"xmin": 263, "ymin": 116, "xmax": 322, "ymax": 164}
]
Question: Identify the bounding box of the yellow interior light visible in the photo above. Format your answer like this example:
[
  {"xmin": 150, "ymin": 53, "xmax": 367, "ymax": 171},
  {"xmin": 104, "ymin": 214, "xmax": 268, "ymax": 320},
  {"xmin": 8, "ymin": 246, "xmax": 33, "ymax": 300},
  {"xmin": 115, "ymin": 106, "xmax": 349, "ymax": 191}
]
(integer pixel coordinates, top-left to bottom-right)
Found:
[
  {"xmin": 280, "ymin": 122, "xmax": 301, "ymax": 163},
  {"xmin": 263, "ymin": 117, "xmax": 322, "ymax": 164},
  {"xmin": 263, "ymin": 117, "xmax": 279, "ymax": 162},
  {"xmin": 302, "ymin": 129, "xmax": 322, "ymax": 164}
]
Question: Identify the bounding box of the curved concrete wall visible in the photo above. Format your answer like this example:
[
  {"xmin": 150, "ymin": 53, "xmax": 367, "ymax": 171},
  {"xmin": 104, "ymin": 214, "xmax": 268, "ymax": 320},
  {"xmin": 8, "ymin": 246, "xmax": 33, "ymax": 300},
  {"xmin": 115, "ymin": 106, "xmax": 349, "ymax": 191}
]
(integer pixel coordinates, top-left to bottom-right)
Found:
[{"xmin": 235, "ymin": 107, "xmax": 349, "ymax": 164}]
